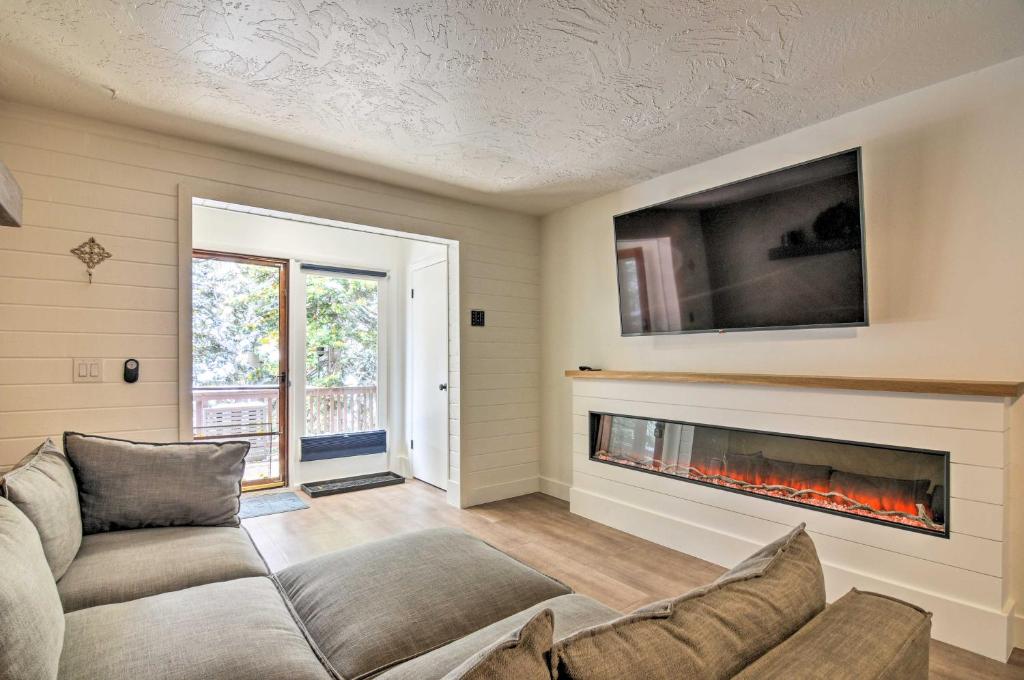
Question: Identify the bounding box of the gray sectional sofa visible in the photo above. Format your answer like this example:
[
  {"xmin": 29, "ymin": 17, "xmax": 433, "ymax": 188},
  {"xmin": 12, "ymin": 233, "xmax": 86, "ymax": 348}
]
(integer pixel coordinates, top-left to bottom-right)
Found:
[{"xmin": 1, "ymin": 434, "xmax": 933, "ymax": 680}]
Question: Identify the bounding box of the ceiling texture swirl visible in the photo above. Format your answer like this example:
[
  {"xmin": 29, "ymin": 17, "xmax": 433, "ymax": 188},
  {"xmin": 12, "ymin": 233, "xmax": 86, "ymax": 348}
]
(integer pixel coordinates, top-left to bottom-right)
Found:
[{"xmin": 1, "ymin": 0, "xmax": 1023, "ymax": 213}]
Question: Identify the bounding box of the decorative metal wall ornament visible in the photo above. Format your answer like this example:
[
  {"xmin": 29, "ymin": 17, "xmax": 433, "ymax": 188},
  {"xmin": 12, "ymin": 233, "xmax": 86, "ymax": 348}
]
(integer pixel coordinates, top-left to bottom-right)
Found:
[{"xmin": 70, "ymin": 237, "xmax": 112, "ymax": 283}]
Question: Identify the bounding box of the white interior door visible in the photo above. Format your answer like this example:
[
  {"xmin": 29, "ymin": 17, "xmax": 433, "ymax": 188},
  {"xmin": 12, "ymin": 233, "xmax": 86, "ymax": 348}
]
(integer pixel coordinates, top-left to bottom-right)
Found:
[{"xmin": 410, "ymin": 260, "xmax": 448, "ymax": 489}]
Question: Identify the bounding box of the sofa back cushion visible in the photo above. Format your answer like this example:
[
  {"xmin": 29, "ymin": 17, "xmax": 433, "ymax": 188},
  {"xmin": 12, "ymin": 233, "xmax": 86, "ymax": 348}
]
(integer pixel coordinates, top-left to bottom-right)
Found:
[
  {"xmin": 553, "ymin": 523, "xmax": 826, "ymax": 680},
  {"xmin": 64, "ymin": 433, "xmax": 249, "ymax": 534},
  {"xmin": 2, "ymin": 439, "xmax": 82, "ymax": 578},
  {"xmin": 442, "ymin": 608, "xmax": 554, "ymax": 680},
  {"xmin": 0, "ymin": 497, "xmax": 65, "ymax": 680}
]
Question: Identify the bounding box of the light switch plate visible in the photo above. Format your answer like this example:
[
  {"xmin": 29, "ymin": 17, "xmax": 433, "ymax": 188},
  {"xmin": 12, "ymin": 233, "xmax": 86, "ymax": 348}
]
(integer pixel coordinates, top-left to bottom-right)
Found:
[{"xmin": 73, "ymin": 358, "xmax": 102, "ymax": 383}]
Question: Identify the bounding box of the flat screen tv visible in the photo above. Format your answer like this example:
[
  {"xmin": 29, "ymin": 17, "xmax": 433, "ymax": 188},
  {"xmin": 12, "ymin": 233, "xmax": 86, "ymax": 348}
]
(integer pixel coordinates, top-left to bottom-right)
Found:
[{"xmin": 614, "ymin": 148, "xmax": 867, "ymax": 335}]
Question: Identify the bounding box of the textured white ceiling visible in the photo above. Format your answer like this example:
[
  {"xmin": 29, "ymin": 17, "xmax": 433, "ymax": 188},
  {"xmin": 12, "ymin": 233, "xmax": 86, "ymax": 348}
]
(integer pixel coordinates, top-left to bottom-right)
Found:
[{"xmin": 1, "ymin": 1, "xmax": 1023, "ymax": 214}]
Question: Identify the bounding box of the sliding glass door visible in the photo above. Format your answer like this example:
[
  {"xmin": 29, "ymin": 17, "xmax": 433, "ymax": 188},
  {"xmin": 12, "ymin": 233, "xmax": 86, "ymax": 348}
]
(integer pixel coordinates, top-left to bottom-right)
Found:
[{"xmin": 191, "ymin": 250, "xmax": 289, "ymax": 489}]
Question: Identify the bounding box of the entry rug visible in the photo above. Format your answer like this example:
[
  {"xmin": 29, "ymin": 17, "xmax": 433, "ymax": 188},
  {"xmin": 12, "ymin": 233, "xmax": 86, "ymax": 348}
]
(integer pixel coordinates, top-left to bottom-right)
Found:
[{"xmin": 239, "ymin": 491, "xmax": 310, "ymax": 519}]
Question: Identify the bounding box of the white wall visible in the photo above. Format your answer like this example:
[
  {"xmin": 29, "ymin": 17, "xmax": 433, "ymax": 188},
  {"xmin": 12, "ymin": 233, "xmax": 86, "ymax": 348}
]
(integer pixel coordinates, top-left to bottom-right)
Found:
[
  {"xmin": 193, "ymin": 205, "xmax": 446, "ymax": 486},
  {"xmin": 541, "ymin": 55, "xmax": 1024, "ymax": 647},
  {"xmin": 540, "ymin": 56, "xmax": 1024, "ymax": 496},
  {"xmin": 0, "ymin": 101, "xmax": 541, "ymax": 508}
]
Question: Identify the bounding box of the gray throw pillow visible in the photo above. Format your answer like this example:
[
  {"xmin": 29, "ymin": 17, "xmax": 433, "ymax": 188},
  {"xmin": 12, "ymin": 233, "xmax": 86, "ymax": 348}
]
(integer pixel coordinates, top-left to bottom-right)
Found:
[
  {"xmin": 553, "ymin": 523, "xmax": 826, "ymax": 680},
  {"xmin": 0, "ymin": 497, "xmax": 66, "ymax": 680},
  {"xmin": 1, "ymin": 439, "xmax": 82, "ymax": 579},
  {"xmin": 64, "ymin": 433, "xmax": 249, "ymax": 534},
  {"xmin": 443, "ymin": 608, "xmax": 554, "ymax": 680}
]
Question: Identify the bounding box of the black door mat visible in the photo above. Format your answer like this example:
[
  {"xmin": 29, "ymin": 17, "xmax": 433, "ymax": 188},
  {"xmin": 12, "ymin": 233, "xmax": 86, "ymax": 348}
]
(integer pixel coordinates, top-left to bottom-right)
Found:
[{"xmin": 300, "ymin": 471, "xmax": 405, "ymax": 498}]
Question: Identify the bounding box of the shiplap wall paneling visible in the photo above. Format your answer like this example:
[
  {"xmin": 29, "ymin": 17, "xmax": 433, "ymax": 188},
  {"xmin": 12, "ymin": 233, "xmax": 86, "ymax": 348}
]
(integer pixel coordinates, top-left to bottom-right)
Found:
[
  {"xmin": 569, "ymin": 392, "xmax": 1007, "ymax": 569},
  {"xmin": 0, "ymin": 101, "xmax": 541, "ymax": 508},
  {"xmin": 568, "ymin": 378, "xmax": 1014, "ymax": 660}
]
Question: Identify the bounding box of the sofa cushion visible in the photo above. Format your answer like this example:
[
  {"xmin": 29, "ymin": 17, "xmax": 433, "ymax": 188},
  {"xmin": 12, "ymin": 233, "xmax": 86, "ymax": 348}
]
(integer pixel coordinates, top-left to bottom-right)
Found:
[
  {"xmin": 1, "ymin": 439, "xmax": 82, "ymax": 579},
  {"xmin": 552, "ymin": 523, "xmax": 825, "ymax": 680},
  {"xmin": 0, "ymin": 497, "xmax": 65, "ymax": 680},
  {"xmin": 442, "ymin": 608, "xmax": 554, "ymax": 680},
  {"xmin": 275, "ymin": 527, "xmax": 572, "ymax": 680},
  {"xmin": 732, "ymin": 589, "xmax": 932, "ymax": 680},
  {"xmin": 59, "ymin": 576, "xmax": 333, "ymax": 680},
  {"xmin": 64, "ymin": 432, "xmax": 248, "ymax": 534},
  {"xmin": 58, "ymin": 525, "xmax": 269, "ymax": 611},
  {"xmin": 379, "ymin": 594, "xmax": 619, "ymax": 680}
]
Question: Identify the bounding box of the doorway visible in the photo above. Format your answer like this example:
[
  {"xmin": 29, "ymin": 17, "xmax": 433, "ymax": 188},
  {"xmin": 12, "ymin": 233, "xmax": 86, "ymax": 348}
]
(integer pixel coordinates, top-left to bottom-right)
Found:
[
  {"xmin": 190, "ymin": 250, "xmax": 289, "ymax": 490},
  {"xmin": 409, "ymin": 259, "xmax": 449, "ymax": 490},
  {"xmin": 183, "ymin": 196, "xmax": 455, "ymax": 495}
]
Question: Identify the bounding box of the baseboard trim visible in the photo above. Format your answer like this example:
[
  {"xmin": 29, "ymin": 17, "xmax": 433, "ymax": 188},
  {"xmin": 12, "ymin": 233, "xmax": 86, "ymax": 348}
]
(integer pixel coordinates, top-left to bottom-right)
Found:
[
  {"xmin": 463, "ymin": 476, "xmax": 539, "ymax": 507},
  {"xmin": 539, "ymin": 476, "xmax": 571, "ymax": 501},
  {"xmin": 570, "ymin": 485, "xmax": 1015, "ymax": 662}
]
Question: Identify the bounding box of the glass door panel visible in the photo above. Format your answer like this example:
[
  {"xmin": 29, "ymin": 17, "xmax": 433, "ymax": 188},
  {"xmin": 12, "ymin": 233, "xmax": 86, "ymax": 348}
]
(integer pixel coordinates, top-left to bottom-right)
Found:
[
  {"xmin": 191, "ymin": 251, "xmax": 288, "ymax": 489},
  {"xmin": 303, "ymin": 271, "xmax": 380, "ymax": 449}
]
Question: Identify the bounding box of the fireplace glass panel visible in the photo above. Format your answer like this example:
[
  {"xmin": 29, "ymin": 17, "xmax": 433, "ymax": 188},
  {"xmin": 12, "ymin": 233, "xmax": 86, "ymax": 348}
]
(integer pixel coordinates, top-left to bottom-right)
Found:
[{"xmin": 590, "ymin": 412, "xmax": 948, "ymax": 537}]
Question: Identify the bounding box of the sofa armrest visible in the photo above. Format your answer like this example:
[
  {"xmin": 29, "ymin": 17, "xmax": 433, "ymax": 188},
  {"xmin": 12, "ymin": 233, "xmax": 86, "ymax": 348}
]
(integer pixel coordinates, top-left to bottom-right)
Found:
[{"xmin": 732, "ymin": 589, "xmax": 931, "ymax": 680}]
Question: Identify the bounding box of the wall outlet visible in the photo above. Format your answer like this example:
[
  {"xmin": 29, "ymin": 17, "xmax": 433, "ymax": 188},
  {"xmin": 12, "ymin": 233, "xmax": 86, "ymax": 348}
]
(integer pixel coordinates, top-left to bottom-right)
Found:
[{"xmin": 73, "ymin": 358, "xmax": 103, "ymax": 383}]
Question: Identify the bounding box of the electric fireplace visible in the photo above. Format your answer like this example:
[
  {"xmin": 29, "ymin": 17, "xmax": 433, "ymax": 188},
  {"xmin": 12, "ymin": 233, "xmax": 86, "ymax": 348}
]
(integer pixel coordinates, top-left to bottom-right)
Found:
[{"xmin": 589, "ymin": 412, "xmax": 949, "ymax": 537}]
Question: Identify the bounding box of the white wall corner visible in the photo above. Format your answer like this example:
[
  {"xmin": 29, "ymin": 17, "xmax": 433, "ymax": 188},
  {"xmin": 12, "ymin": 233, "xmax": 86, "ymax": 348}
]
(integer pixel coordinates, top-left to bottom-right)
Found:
[
  {"xmin": 463, "ymin": 476, "xmax": 540, "ymax": 508},
  {"xmin": 539, "ymin": 475, "xmax": 571, "ymax": 501},
  {"xmin": 1014, "ymin": 609, "xmax": 1024, "ymax": 652},
  {"xmin": 392, "ymin": 453, "xmax": 412, "ymax": 478},
  {"xmin": 446, "ymin": 480, "xmax": 462, "ymax": 508}
]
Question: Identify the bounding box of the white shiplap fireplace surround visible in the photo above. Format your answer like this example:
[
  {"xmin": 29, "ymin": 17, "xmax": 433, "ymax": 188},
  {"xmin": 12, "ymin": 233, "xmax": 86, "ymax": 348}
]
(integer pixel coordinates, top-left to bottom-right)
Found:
[{"xmin": 566, "ymin": 371, "xmax": 1023, "ymax": 661}]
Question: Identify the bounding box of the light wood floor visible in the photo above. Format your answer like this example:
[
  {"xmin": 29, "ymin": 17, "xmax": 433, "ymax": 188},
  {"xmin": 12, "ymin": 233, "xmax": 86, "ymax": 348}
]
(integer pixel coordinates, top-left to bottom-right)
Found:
[{"xmin": 243, "ymin": 480, "xmax": 1024, "ymax": 679}]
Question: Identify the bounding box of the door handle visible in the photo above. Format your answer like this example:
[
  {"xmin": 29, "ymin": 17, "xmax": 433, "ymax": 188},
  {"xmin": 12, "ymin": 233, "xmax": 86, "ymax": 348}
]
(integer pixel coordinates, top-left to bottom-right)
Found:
[{"xmin": 439, "ymin": 383, "xmax": 448, "ymax": 391}]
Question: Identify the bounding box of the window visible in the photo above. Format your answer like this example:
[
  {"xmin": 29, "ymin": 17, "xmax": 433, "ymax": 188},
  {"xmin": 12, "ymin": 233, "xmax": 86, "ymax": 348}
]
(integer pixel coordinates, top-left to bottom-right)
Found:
[{"xmin": 301, "ymin": 268, "xmax": 386, "ymax": 460}]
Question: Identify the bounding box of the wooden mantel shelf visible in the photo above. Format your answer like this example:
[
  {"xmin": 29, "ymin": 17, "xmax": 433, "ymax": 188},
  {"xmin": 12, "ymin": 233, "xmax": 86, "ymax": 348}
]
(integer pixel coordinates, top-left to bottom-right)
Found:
[{"xmin": 564, "ymin": 370, "xmax": 1024, "ymax": 398}]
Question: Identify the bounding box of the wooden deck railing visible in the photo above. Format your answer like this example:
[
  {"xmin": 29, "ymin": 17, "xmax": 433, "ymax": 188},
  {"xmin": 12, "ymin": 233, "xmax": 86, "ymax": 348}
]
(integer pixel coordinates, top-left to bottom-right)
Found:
[
  {"xmin": 192, "ymin": 385, "xmax": 378, "ymax": 439},
  {"xmin": 304, "ymin": 385, "xmax": 378, "ymax": 436}
]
